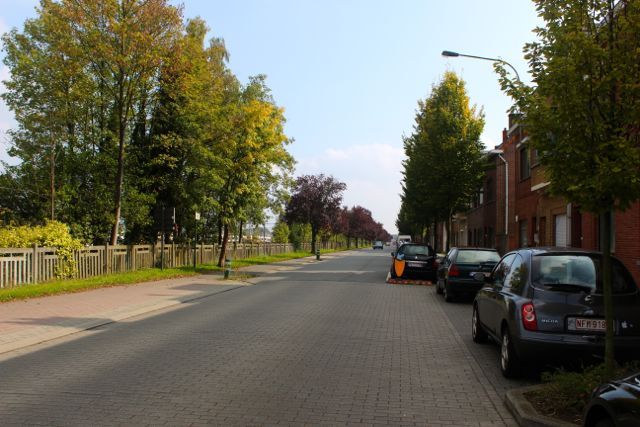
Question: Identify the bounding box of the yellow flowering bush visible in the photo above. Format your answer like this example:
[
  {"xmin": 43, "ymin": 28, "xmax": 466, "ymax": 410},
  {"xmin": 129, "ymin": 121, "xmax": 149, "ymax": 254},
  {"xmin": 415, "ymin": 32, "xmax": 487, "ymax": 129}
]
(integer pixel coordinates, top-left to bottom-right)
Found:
[{"xmin": 0, "ymin": 221, "xmax": 83, "ymax": 278}]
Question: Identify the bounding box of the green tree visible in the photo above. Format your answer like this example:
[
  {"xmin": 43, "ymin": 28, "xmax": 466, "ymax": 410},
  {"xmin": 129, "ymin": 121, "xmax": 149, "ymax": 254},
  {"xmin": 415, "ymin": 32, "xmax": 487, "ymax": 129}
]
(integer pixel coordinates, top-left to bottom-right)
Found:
[
  {"xmin": 49, "ymin": 0, "xmax": 183, "ymax": 245},
  {"xmin": 497, "ymin": 0, "xmax": 640, "ymax": 375},
  {"xmin": 214, "ymin": 76, "xmax": 294, "ymax": 266},
  {"xmin": 271, "ymin": 219, "xmax": 289, "ymax": 243},
  {"xmin": 129, "ymin": 17, "xmax": 233, "ymax": 244},
  {"xmin": 400, "ymin": 71, "xmax": 485, "ymax": 251}
]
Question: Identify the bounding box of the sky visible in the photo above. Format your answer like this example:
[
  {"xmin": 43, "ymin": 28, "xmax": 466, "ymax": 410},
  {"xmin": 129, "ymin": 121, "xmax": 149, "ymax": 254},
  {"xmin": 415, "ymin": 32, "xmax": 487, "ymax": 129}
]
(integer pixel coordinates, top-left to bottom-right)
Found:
[{"xmin": 0, "ymin": 0, "xmax": 541, "ymax": 234}]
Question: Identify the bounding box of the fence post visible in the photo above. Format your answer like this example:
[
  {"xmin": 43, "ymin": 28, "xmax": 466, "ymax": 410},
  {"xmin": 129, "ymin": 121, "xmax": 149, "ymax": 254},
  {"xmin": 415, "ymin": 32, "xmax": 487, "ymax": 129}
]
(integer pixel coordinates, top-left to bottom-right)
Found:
[
  {"xmin": 32, "ymin": 243, "xmax": 38, "ymax": 285},
  {"xmin": 104, "ymin": 244, "xmax": 109, "ymax": 275},
  {"xmin": 130, "ymin": 245, "xmax": 136, "ymax": 271}
]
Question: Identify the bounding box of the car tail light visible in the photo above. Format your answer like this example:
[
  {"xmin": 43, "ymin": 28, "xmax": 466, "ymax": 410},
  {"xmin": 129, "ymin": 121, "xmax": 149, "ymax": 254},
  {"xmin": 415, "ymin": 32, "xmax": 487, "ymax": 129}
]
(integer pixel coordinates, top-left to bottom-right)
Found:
[
  {"xmin": 448, "ymin": 263, "xmax": 460, "ymax": 277},
  {"xmin": 521, "ymin": 302, "xmax": 538, "ymax": 331}
]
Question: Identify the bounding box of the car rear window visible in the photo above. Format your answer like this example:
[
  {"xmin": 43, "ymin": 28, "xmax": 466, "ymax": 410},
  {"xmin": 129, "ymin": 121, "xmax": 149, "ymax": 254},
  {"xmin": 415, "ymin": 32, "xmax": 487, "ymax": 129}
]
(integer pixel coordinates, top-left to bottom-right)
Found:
[
  {"xmin": 403, "ymin": 245, "xmax": 433, "ymax": 256},
  {"xmin": 456, "ymin": 250, "xmax": 501, "ymax": 264},
  {"xmin": 531, "ymin": 254, "xmax": 637, "ymax": 294}
]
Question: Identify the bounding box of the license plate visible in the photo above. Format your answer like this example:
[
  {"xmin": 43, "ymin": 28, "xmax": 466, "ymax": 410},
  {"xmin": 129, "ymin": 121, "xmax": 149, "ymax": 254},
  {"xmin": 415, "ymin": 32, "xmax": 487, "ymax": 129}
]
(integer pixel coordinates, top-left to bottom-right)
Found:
[
  {"xmin": 569, "ymin": 318, "xmax": 606, "ymax": 332},
  {"xmin": 470, "ymin": 272, "xmax": 489, "ymax": 277},
  {"xmin": 407, "ymin": 262, "xmax": 424, "ymax": 267}
]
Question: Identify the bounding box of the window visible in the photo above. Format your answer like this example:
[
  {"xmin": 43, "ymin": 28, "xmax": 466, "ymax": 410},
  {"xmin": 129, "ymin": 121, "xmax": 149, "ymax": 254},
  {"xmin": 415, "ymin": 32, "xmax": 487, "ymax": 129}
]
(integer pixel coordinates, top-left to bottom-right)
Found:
[
  {"xmin": 531, "ymin": 148, "xmax": 539, "ymax": 166},
  {"xmin": 492, "ymin": 253, "xmax": 517, "ymax": 287},
  {"xmin": 519, "ymin": 220, "xmax": 528, "ymax": 247},
  {"xmin": 456, "ymin": 250, "xmax": 500, "ymax": 263},
  {"xmin": 554, "ymin": 214, "xmax": 567, "ymax": 247},
  {"xmin": 520, "ymin": 148, "xmax": 531, "ymax": 180},
  {"xmin": 485, "ymin": 178, "xmax": 494, "ymax": 202},
  {"xmin": 504, "ymin": 254, "xmax": 527, "ymax": 294}
]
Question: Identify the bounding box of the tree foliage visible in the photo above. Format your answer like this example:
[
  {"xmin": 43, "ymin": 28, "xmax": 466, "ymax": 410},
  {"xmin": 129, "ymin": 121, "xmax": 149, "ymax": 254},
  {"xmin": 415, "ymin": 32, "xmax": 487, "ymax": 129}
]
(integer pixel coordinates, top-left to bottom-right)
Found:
[
  {"xmin": 497, "ymin": 0, "xmax": 640, "ymax": 375},
  {"xmin": 284, "ymin": 174, "xmax": 346, "ymax": 253},
  {"xmin": 1, "ymin": 3, "xmax": 294, "ymax": 253},
  {"xmin": 399, "ymin": 71, "xmax": 485, "ymax": 249}
]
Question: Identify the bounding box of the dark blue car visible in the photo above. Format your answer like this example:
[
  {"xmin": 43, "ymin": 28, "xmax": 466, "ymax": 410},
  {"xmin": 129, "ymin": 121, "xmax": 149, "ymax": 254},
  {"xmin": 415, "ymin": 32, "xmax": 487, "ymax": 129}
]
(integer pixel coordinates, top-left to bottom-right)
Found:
[
  {"xmin": 583, "ymin": 372, "xmax": 640, "ymax": 427},
  {"xmin": 472, "ymin": 247, "xmax": 640, "ymax": 378}
]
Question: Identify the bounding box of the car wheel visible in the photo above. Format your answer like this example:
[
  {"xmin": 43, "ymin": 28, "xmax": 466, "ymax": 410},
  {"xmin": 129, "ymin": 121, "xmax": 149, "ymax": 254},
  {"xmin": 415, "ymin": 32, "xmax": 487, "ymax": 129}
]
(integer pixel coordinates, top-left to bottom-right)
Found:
[
  {"xmin": 594, "ymin": 416, "xmax": 614, "ymax": 427},
  {"xmin": 444, "ymin": 284, "xmax": 454, "ymax": 302},
  {"xmin": 472, "ymin": 305, "xmax": 488, "ymax": 344},
  {"xmin": 500, "ymin": 327, "xmax": 521, "ymax": 378},
  {"xmin": 436, "ymin": 279, "xmax": 443, "ymax": 294},
  {"xmin": 390, "ymin": 266, "xmax": 397, "ymax": 279}
]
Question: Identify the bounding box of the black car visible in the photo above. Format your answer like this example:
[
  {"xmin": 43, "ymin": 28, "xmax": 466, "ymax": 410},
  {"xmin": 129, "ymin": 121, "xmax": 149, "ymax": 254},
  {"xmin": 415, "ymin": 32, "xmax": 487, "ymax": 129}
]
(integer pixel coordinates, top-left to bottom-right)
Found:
[
  {"xmin": 471, "ymin": 247, "xmax": 640, "ymax": 378},
  {"xmin": 436, "ymin": 247, "xmax": 501, "ymax": 302},
  {"xmin": 390, "ymin": 243, "xmax": 437, "ymax": 281},
  {"xmin": 583, "ymin": 372, "xmax": 640, "ymax": 427}
]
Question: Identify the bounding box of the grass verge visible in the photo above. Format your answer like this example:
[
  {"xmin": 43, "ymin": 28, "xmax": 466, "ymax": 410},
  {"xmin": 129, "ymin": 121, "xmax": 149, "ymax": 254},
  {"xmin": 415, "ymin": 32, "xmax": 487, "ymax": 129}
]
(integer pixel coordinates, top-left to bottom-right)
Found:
[{"xmin": 0, "ymin": 248, "xmax": 345, "ymax": 303}]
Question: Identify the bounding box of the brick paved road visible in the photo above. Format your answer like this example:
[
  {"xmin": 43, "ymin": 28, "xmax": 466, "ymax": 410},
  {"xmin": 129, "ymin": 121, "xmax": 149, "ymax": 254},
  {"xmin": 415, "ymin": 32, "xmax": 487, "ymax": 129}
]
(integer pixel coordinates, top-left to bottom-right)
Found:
[{"xmin": 0, "ymin": 249, "xmax": 528, "ymax": 426}]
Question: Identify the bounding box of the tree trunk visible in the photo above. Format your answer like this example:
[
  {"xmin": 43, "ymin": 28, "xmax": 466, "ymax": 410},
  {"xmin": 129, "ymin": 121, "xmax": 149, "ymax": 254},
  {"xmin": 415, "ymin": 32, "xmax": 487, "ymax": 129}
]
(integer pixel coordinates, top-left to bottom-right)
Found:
[
  {"xmin": 445, "ymin": 213, "xmax": 452, "ymax": 253},
  {"xmin": 110, "ymin": 93, "xmax": 127, "ymax": 245},
  {"xmin": 49, "ymin": 140, "xmax": 55, "ymax": 220},
  {"xmin": 217, "ymin": 219, "xmax": 223, "ymax": 246},
  {"xmin": 433, "ymin": 220, "xmax": 439, "ymax": 253},
  {"xmin": 217, "ymin": 223, "xmax": 229, "ymax": 267},
  {"xmin": 238, "ymin": 220, "xmax": 244, "ymax": 243},
  {"xmin": 601, "ymin": 211, "xmax": 615, "ymax": 376}
]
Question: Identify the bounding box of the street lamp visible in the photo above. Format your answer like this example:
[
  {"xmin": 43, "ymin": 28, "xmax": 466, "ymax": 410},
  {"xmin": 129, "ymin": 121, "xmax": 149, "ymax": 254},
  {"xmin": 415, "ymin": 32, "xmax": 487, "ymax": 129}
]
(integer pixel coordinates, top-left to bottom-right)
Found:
[
  {"xmin": 489, "ymin": 149, "xmax": 508, "ymax": 249},
  {"xmin": 441, "ymin": 50, "xmax": 521, "ymax": 82}
]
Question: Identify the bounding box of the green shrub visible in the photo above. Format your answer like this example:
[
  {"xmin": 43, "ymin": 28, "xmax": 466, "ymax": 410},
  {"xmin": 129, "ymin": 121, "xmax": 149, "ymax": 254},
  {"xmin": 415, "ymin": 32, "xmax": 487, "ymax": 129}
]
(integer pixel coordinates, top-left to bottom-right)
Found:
[
  {"xmin": 533, "ymin": 361, "xmax": 640, "ymax": 415},
  {"xmin": 0, "ymin": 221, "xmax": 83, "ymax": 278}
]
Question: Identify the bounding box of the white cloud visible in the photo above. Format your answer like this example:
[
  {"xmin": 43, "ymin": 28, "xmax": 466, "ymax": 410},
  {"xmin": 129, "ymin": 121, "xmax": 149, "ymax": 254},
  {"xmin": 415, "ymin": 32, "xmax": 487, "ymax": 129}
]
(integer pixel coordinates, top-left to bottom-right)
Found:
[{"xmin": 326, "ymin": 148, "xmax": 349, "ymax": 161}]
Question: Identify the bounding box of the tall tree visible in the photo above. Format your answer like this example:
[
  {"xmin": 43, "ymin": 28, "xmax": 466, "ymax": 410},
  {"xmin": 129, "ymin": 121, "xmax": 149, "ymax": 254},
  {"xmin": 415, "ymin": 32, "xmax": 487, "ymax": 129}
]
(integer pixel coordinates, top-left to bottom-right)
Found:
[
  {"xmin": 497, "ymin": 0, "xmax": 640, "ymax": 375},
  {"xmin": 214, "ymin": 76, "xmax": 294, "ymax": 266},
  {"xmin": 284, "ymin": 174, "xmax": 346, "ymax": 253},
  {"xmin": 50, "ymin": 0, "xmax": 183, "ymax": 244},
  {"xmin": 400, "ymin": 71, "xmax": 485, "ymax": 251}
]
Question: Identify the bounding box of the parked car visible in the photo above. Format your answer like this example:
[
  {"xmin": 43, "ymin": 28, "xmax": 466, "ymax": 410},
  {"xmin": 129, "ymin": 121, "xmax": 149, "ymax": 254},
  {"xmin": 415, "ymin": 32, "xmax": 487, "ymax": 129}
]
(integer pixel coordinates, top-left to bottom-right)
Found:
[
  {"xmin": 389, "ymin": 243, "xmax": 437, "ymax": 281},
  {"xmin": 471, "ymin": 247, "xmax": 640, "ymax": 378},
  {"xmin": 373, "ymin": 240, "xmax": 384, "ymax": 250},
  {"xmin": 583, "ymin": 371, "xmax": 640, "ymax": 427},
  {"xmin": 436, "ymin": 247, "xmax": 501, "ymax": 302}
]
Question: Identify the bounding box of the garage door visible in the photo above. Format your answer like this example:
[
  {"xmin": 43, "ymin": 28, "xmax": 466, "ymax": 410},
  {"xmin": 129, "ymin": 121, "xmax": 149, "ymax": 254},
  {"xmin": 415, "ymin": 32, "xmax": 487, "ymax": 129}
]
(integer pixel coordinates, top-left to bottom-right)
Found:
[{"xmin": 554, "ymin": 214, "xmax": 567, "ymax": 247}]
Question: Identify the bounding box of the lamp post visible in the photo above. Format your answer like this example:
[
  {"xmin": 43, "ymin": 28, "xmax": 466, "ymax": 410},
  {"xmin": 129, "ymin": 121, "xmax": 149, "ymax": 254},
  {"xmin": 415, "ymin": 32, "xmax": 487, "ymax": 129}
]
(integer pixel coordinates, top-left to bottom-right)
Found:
[
  {"xmin": 489, "ymin": 149, "xmax": 508, "ymax": 251},
  {"xmin": 441, "ymin": 50, "xmax": 521, "ymax": 82},
  {"xmin": 442, "ymin": 49, "xmax": 521, "ymax": 252}
]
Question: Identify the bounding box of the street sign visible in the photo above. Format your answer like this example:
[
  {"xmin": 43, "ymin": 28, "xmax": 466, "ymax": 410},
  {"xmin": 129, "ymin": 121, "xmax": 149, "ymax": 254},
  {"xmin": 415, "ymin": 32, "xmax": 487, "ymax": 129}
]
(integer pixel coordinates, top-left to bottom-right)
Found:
[{"xmin": 195, "ymin": 212, "xmax": 200, "ymax": 220}]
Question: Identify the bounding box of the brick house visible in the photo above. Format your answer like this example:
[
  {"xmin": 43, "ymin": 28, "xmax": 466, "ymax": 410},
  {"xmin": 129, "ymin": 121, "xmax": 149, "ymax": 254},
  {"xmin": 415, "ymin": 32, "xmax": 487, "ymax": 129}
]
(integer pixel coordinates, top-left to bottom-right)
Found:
[{"xmin": 497, "ymin": 114, "xmax": 640, "ymax": 284}]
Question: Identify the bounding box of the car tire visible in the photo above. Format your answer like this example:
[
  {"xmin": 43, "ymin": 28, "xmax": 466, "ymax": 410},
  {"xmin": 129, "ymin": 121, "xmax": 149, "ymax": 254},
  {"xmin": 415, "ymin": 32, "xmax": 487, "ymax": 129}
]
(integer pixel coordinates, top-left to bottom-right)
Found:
[
  {"xmin": 472, "ymin": 305, "xmax": 488, "ymax": 343},
  {"xmin": 444, "ymin": 285, "xmax": 454, "ymax": 302},
  {"xmin": 594, "ymin": 416, "xmax": 614, "ymax": 427},
  {"xmin": 500, "ymin": 327, "xmax": 521, "ymax": 378},
  {"xmin": 390, "ymin": 266, "xmax": 397, "ymax": 279},
  {"xmin": 436, "ymin": 279, "xmax": 443, "ymax": 294}
]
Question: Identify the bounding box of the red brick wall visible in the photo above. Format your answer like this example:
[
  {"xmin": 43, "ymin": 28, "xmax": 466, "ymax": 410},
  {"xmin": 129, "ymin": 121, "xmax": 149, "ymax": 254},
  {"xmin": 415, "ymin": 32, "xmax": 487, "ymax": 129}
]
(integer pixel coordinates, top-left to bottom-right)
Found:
[{"xmin": 580, "ymin": 205, "xmax": 640, "ymax": 286}]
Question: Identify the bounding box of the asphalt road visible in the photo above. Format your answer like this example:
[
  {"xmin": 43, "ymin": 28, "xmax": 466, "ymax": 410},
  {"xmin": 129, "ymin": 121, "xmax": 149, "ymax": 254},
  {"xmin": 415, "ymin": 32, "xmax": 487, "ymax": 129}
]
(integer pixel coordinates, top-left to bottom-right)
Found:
[{"xmin": 0, "ymin": 249, "xmax": 531, "ymax": 426}]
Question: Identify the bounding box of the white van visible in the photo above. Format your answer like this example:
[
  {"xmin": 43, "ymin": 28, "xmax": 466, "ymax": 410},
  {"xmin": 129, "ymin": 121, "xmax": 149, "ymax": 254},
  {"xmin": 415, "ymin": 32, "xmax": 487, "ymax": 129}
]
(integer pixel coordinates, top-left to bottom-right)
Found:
[{"xmin": 391, "ymin": 235, "xmax": 411, "ymax": 252}]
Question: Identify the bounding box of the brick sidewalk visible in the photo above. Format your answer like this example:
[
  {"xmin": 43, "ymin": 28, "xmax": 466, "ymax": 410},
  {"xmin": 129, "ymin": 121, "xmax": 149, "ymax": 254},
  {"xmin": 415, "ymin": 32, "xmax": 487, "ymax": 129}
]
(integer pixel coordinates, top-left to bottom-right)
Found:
[{"xmin": 0, "ymin": 255, "xmax": 324, "ymax": 356}]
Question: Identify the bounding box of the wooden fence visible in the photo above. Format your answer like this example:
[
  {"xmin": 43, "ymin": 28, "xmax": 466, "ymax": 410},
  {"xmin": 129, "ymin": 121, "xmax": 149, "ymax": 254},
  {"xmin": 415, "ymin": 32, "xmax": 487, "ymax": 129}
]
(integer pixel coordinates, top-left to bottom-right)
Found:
[{"xmin": 0, "ymin": 241, "xmax": 341, "ymax": 289}]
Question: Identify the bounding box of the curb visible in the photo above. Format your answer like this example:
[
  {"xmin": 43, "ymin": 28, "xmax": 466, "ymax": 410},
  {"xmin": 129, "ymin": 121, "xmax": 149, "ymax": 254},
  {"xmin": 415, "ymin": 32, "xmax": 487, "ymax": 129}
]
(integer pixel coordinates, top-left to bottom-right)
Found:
[{"xmin": 505, "ymin": 385, "xmax": 579, "ymax": 427}]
